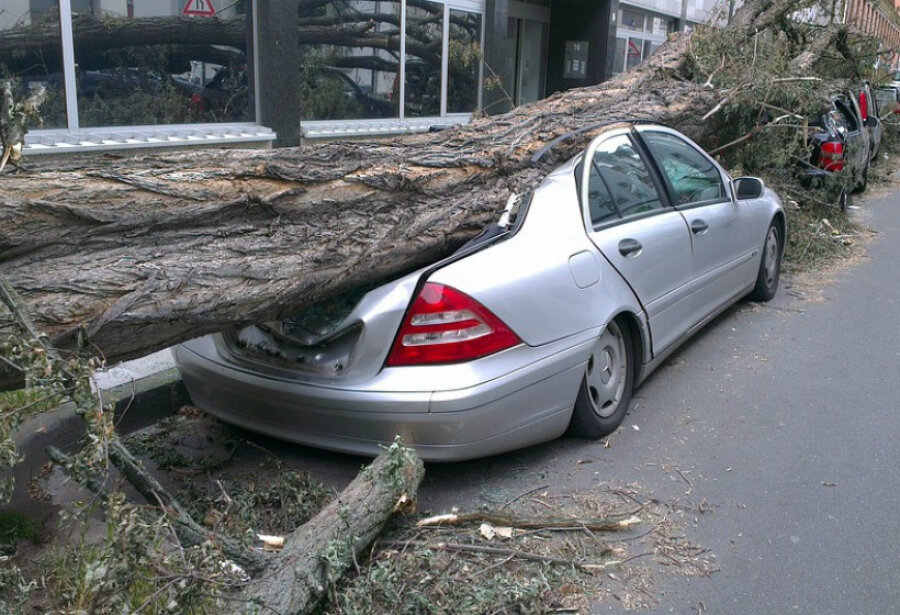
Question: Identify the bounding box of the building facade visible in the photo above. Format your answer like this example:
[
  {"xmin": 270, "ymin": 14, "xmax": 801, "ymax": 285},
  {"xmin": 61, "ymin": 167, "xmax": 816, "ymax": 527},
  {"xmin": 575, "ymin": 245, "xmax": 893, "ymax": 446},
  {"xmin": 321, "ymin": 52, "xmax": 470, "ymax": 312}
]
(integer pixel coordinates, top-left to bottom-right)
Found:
[{"xmin": 7, "ymin": 0, "xmax": 894, "ymax": 157}]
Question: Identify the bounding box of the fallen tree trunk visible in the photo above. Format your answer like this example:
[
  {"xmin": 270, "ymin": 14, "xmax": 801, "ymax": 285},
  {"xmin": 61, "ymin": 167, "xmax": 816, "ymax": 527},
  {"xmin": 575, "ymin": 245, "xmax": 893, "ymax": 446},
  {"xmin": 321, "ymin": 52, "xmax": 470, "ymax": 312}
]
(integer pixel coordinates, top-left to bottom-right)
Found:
[
  {"xmin": 0, "ymin": 0, "xmax": 847, "ymax": 369},
  {"xmin": 231, "ymin": 442, "xmax": 424, "ymax": 614}
]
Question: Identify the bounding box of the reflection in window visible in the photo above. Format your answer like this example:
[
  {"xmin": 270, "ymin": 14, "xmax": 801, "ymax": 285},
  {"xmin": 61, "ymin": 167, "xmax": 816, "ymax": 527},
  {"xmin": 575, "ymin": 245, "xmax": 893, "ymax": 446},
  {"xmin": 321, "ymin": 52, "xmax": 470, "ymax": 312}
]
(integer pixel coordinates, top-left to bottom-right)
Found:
[
  {"xmin": 300, "ymin": 1, "xmax": 400, "ymax": 121},
  {"xmin": 447, "ymin": 9, "xmax": 481, "ymax": 114},
  {"xmin": 626, "ymin": 37, "xmax": 642, "ymax": 71},
  {"xmin": 619, "ymin": 9, "xmax": 644, "ymax": 30},
  {"xmin": 0, "ymin": 3, "xmax": 67, "ymax": 128},
  {"xmin": 643, "ymin": 132, "xmax": 725, "ymax": 205},
  {"xmin": 589, "ymin": 135, "xmax": 663, "ymax": 223},
  {"xmin": 73, "ymin": 1, "xmax": 250, "ymax": 128},
  {"xmin": 405, "ymin": 0, "xmax": 443, "ymax": 118}
]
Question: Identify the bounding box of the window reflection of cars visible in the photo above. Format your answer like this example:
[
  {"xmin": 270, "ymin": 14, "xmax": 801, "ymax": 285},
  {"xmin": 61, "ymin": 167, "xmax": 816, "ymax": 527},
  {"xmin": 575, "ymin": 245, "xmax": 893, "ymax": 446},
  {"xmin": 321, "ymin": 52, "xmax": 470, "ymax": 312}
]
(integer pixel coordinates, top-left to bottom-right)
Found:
[
  {"xmin": 173, "ymin": 64, "xmax": 249, "ymax": 121},
  {"xmin": 78, "ymin": 67, "xmax": 166, "ymax": 98}
]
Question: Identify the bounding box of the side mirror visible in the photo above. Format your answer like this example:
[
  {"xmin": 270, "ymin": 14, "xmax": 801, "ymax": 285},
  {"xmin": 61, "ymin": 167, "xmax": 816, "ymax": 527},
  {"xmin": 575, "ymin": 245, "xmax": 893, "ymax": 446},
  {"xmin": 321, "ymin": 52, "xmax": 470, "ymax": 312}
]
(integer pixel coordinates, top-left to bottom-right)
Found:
[{"xmin": 734, "ymin": 177, "xmax": 764, "ymax": 200}]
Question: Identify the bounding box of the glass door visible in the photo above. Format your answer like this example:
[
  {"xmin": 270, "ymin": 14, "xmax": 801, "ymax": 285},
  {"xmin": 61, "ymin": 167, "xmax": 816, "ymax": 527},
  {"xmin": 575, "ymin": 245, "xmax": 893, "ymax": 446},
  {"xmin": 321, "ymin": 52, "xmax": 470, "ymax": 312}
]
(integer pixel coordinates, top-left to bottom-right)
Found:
[{"xmin": 516, "ymin": 19, "xmax": 547, "ymax": 105}]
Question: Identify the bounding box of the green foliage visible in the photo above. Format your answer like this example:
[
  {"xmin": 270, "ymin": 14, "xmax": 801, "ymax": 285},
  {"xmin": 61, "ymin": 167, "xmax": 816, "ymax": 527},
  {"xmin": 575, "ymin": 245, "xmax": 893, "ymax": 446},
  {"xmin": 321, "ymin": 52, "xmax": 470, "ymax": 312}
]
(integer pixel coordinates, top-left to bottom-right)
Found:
[
  {"xmin": 0, "ymin": 511, "xmax": 39, "ymax": 545},
  {"xmin": 0, "ymin": 562, "xmax": 37, "ymax": 615},
  {"xmin": 41, "ymin": 494, "xmax": 246, "ymax": 615}
]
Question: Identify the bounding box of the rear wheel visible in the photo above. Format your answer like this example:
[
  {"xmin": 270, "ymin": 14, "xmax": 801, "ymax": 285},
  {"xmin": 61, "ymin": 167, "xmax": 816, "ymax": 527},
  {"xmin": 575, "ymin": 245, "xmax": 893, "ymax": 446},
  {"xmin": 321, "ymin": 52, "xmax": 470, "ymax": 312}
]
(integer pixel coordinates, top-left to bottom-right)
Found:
[
  {"xmin": 853, "ymin": 165, "xmax": 868, "ymax": 193},
  {"xmin": 748, "ymin": 222, "xmax": 782, "ymax": 302},
  {"xmin": 838, "ymin": 186, "xmax": 850, "ymax": 212},
  {"xmin": 568, "ymin": 319, "xmax": 633, "ymax": 438}
]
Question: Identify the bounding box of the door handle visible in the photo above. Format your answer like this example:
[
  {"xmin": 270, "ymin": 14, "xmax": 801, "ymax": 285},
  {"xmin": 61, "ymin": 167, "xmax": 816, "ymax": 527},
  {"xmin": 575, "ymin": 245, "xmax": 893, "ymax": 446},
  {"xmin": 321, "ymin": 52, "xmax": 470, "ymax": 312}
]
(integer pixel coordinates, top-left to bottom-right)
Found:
[
  {"xmin": 691, "ymin": 219, "xmax": 709, "ymax": 235},
  {"xmin": 618, "ymin": 238, "xmax": 642, "ymax": 257}
]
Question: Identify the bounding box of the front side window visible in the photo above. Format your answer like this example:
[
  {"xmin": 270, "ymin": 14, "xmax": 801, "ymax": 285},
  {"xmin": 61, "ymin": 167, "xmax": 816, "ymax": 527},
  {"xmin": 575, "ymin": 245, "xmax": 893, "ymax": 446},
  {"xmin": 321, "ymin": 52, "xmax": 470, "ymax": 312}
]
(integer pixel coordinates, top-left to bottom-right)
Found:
[
  {"xmin": 642, "ymin": 131, "xmax": 726, "ymax": 206},
  {"xmin": 587, "ymin": 134, "xmax": 664, "ymax": 225}
]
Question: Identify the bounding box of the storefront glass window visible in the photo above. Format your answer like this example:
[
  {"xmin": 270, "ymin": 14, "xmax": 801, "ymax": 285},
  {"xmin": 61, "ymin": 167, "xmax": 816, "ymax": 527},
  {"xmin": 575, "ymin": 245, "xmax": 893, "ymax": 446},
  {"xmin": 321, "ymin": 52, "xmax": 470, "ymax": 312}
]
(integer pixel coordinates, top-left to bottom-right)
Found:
[
  {"xmin": 0, "ymin": 1, "xmax": 68, "ymax": 128},
  {"xmin": 612, "ymin": 36, "xmax": 626, "ymax": 76},
  {"xmin": 300, "ymin": 0, "xmax": 401, "ymax": 121},
  {"xmin": 73, "ymin": 0, "xmax": 251, "ymax": 128},
  {"xmin": 405, "ymin": 0, "xmax": 444, "ymax": 117},
  {"xmin": 447, "ymin": 9, "xmax": 481, "ymax": 113}
]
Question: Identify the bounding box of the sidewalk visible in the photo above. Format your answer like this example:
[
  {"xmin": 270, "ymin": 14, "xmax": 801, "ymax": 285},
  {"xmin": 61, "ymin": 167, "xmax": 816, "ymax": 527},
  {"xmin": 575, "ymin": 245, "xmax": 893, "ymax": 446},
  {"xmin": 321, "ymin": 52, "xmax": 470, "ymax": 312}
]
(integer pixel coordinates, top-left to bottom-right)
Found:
[{"xmin": 92, "ymin": 348, "xmax": 176, "ymax": 390}]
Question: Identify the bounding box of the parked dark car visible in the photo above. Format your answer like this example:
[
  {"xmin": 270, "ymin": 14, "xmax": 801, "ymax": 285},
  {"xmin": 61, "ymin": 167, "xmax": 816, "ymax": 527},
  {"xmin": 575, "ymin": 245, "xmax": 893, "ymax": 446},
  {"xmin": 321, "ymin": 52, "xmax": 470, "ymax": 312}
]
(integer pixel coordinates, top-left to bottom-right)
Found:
[{"xmin": 799, "ymin": 93, "xmax": 870, "ymax": 209}]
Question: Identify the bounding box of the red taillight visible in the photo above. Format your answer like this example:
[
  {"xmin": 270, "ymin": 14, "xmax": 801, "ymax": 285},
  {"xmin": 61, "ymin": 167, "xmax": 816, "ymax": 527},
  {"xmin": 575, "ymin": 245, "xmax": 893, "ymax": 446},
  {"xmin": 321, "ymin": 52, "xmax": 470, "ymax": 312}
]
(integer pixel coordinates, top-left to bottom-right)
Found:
[
  {"xmin": 385, "ymin": 283, "xmax": 522, "ymax": 366},
  {"xmin": 819, "ymin": 140, "xmax": 844, "ymax": 172},
  {"xmin": 858, "ymin": 91, "xmax": 868, "ymax": 122}
]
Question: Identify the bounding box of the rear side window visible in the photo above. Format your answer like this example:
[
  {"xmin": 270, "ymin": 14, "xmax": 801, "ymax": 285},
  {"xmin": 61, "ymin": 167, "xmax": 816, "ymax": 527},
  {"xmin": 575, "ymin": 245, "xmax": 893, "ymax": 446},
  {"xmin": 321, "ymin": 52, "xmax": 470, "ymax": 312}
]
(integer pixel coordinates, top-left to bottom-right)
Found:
[
  {"xmin": 825, "ymin": 109, "xmax": 849, "ymax": 139},
  {"xmin": 641, "ymin": 131, "xmax": 726, "ymax": 206},
  {"xmin": 587, "ymin": 134, "xmax": 664, "ymax": 225},
  {"xmin": 834, "ymin": 99, "xmax": 859, "ymax": 132}
]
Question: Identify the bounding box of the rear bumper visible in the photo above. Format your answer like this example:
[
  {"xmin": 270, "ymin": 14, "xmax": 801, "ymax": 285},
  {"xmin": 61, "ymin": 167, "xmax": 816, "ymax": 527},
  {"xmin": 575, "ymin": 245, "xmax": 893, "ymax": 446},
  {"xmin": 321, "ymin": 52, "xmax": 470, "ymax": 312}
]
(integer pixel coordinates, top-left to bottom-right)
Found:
[{"xmin": 175, "ymin": 334, "xmax": 595, "ymax": 461}]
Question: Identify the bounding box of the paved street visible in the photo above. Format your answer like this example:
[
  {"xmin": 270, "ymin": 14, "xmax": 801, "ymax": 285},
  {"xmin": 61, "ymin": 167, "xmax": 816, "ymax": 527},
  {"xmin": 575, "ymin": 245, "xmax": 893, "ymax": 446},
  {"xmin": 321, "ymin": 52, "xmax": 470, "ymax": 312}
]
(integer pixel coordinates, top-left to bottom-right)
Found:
[{"xmin": 417, "ymin": 181, "xmax": 900, "ymax": 614}]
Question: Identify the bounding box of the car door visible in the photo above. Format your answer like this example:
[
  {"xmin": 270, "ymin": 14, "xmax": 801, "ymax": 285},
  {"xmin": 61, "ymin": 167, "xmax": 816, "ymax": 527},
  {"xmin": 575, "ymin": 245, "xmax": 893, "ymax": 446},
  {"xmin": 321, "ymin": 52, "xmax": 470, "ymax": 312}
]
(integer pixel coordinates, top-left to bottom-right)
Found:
[
  {"xmin": 636, "ymin": 128, "xmax": 759, "ymax": 319},
  {"xmin": 580, "ymin": 130, "xmax": 694, "ymax": 355}
]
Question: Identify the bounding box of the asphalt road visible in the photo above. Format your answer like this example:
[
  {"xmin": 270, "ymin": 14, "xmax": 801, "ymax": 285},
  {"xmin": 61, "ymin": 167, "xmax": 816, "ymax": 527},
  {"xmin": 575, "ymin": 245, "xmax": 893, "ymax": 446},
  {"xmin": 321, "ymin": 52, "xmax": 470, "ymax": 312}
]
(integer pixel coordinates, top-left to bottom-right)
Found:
[{"xmin": 418, "ymin": 181, "xmax": 900, "ymax": 614}]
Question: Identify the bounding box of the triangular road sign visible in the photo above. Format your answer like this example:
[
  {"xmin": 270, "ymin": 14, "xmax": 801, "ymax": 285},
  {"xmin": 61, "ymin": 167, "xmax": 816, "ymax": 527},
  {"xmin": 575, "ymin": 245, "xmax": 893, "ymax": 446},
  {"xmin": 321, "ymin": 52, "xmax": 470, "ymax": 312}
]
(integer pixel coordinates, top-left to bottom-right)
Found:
[{"xmin": 183, "ymin": 0, "xmax": 215, "ymax": 17}]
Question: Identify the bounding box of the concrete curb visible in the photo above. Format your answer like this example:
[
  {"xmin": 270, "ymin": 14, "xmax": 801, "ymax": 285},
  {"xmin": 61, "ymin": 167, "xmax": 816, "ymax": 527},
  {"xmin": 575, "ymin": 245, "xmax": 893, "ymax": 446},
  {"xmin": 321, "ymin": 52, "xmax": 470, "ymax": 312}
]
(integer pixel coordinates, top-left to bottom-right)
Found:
[{"xmin": 5, "ymin": 369, "xmax": 190, "ymax": 518}]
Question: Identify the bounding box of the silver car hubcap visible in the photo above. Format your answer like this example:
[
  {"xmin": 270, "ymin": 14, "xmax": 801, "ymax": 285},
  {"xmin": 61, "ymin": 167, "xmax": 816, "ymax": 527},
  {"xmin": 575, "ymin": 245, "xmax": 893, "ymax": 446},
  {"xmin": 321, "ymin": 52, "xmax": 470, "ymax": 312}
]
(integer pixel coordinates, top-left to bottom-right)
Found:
[
  {"xmin": 585, "ymin": 322, "xmax": 627, "ymax": 419},
  {"xmin": 763, "ymin": 227, "xmax": 779, "ymax": 289}
]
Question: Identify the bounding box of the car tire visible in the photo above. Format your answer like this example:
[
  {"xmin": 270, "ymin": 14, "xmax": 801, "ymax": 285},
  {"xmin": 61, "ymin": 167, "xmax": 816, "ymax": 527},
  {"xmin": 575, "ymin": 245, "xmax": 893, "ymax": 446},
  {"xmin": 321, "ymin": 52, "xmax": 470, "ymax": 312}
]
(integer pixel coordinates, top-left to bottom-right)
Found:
[
  {"xmin": 748, "ymin": 221, "xmax": 782, "ymax": 302},
  {"xmin": 568, "ymin": 319, "xmax": 634, "ymax": 439},
  {"xmin": 838, "ymin": 186, "xmax": 850, "ymax": 212},
  {"xmin": 853, "ymin": 165, "xmax": 868, "ymax": 194}
]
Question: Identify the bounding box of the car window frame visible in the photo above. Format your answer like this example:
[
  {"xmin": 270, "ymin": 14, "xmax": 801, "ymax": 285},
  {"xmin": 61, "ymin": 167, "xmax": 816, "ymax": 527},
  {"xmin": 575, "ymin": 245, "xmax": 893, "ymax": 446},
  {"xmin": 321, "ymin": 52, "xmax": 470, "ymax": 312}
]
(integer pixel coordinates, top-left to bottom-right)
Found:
[
  {"xmin": 578, "ymin": 128, "xmax": 675, "ymax": 232},
  {"xmin": 632, "ymin": 128, "xmax": 732, "ymax": 212}
]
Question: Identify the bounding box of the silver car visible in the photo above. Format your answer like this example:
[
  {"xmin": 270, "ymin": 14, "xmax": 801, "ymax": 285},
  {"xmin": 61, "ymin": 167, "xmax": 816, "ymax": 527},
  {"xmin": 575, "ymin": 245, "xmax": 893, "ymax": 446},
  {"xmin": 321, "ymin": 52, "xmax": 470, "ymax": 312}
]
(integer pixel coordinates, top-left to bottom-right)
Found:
[{"xmin": 175, "ymin": 123, "xmax": 784, "ymax": 461}]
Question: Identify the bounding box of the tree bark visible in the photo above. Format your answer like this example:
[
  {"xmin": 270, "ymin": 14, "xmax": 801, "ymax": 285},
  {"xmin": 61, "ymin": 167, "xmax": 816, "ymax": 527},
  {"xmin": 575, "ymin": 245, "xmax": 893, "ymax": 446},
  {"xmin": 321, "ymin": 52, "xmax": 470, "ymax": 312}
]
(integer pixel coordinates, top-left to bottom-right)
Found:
[{"xmin": 0, "ymin": 0, "xmax": 824, "ymax": 370}]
